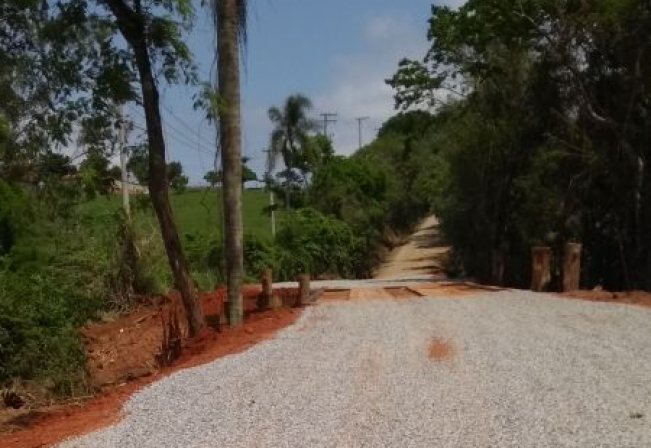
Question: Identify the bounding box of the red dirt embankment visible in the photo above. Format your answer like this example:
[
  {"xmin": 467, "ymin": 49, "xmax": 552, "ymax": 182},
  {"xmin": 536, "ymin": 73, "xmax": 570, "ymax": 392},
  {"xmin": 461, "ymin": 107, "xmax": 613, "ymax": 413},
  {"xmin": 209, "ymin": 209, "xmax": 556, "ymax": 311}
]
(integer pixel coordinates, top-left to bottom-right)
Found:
[{"xmin": 0, "ymin": 286, "xmax": 302, "ymax": 448}]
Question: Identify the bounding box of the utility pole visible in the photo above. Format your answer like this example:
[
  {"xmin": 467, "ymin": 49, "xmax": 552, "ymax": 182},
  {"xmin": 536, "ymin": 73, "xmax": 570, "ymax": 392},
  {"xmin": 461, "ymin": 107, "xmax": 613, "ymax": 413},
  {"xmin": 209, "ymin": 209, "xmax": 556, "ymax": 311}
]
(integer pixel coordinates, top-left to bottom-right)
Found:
[
  {"xmin": 320, "ymin": 113, "xmax": 337, "ymax": 141},
  {"xmin": 263, "ymin": 149, "xmax": 276, "ymax": 237},
  {"xmin": 356, "ymin": 116, "xmax": 369, "ymax": 149},
  {"xmin": 269, "ymin": 187, "xmax": 276, "ymax": 237},
  {"xmin": 118, "ymin": 105, "xmax": 130, "ymax": 217}
]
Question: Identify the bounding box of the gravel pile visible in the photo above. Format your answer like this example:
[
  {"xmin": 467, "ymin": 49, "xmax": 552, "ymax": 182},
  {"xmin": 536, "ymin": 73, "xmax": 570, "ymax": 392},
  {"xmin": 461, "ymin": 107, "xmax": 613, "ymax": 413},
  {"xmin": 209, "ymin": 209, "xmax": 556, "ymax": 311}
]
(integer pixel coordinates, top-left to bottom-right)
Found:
[{"xmin": 60, "ymin": 291, "xmax": 651, "ymax": 447}]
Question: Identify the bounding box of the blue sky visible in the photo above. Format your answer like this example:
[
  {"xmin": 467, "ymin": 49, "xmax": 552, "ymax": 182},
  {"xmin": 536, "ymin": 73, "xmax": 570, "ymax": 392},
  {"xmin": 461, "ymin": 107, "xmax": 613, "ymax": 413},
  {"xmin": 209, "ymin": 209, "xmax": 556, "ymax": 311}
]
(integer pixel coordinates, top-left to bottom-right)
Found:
[{"xmin": 123, "ymin": 1, "xmax": 464, "ymax": 184}]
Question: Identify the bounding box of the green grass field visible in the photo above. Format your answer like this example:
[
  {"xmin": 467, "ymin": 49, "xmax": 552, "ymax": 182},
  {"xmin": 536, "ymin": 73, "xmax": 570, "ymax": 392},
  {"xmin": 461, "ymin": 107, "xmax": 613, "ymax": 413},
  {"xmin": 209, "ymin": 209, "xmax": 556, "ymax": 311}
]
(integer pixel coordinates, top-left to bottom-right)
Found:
[{"xmin": 80, "ymin": 188, "xmax": 283, "ymax": 242}]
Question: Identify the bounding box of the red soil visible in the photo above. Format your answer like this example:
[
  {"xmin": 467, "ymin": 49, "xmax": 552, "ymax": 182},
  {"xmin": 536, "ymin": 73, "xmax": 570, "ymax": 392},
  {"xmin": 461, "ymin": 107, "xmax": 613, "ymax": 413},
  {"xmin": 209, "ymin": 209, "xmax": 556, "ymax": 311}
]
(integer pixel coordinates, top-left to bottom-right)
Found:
[
  {"xmin": 427, "ymin": 337, "xmax": 454, "ymax": 361},
  {"xmin": 0, "ymin": 286, "xmax": 301, "ymax": 448},
  {"xmin": 559, "ymin": 289, "xmax": 651, "ymax": 309}
]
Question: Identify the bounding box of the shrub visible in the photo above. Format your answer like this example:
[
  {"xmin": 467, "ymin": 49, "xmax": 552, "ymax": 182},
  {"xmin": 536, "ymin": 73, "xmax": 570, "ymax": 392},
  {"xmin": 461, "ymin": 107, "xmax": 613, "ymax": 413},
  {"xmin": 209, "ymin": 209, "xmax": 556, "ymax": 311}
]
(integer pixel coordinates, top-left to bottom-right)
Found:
[
  {"xmin": 243, "ymin": 233, "xmax": 275, "ymax": 281},
  {"xmin": 0, "ymin": 269, "xmax": 100, "ymax": 396},
  {"xmin": 275, "ymin": 208, "xmax": 362, "ymax": 280}
]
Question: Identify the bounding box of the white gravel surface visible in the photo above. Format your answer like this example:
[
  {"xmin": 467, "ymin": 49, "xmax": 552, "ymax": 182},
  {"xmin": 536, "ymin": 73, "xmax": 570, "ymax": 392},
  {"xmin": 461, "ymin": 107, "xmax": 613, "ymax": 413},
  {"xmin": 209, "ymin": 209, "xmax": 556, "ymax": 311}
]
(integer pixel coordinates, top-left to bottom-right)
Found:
[{"xmin": 60, "ymin": 291, "xmax": 651, "ymax": 447}]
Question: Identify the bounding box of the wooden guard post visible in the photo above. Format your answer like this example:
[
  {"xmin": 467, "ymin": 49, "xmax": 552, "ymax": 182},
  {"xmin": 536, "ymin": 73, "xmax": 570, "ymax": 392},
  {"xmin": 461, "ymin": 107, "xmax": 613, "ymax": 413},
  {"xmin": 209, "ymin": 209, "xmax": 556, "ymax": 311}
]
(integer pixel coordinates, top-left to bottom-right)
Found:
[
  {"xmin": 531, "ymin": 246, "xmax": 552, "ymax": 292},
  {"xmin": 297, "ymin": 273, "xmax": 310, "ymax": 307},
  {"xmin": 562, "ymin": 243, "xmax": 582, "ymax": 292},
  {"xmin": 258, "ymin": 268, "xmax": 273, "ymax": 310}
]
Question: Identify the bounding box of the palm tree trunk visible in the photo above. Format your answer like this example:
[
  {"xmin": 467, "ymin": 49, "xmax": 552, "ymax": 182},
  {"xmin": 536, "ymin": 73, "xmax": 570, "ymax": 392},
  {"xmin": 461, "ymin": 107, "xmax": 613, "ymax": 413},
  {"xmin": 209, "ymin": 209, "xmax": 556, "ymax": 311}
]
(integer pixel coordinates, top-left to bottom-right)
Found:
[
  {"xmin": 217, "ymin": 0, "xmax": 244, "ymax": 326},
  {"xmin": 105, "ymin": 0, "xmax": 205, "ymax": 337}
]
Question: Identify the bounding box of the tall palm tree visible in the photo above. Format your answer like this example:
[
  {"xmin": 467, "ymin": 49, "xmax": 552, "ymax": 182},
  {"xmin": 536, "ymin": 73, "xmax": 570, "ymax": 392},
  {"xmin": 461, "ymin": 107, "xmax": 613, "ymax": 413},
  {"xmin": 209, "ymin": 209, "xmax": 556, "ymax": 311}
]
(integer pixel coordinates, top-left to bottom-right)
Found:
[
  {"xmin": 212, "ymin": 0, "xmax": 247, "ymax": 326},
  {"xmin": 267, "ymin": 94, "xmax": 317, "ymax": 207}
]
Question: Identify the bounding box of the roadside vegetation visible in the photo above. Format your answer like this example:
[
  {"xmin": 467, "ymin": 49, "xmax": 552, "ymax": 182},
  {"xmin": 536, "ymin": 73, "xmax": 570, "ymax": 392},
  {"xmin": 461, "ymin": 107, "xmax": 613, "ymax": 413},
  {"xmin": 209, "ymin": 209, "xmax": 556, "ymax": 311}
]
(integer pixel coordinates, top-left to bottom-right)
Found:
[{"xmin": 388, "ymin": 0, "xmax": 651, "ymax": 291}]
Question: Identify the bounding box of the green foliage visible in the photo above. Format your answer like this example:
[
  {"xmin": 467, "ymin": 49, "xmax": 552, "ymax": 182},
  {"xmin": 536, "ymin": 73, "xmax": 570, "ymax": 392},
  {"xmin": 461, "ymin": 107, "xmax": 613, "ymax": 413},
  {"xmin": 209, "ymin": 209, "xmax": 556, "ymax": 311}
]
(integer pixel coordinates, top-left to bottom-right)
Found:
[
  {"xmin": 203, "ymin": 158, "xmax": 258, "ymax": 189},
  {"xmin": 243, "ymin": 234, "xmax": 274, "ymax": 281},
  {"xmin": 0, "ymin": 186, "xmax": 108, "ymax": 393},
  {"xmin": 167, "ymin": 161, "xmax": 188, "ymax": 194},
  {"xmin": 0, "ymin": 269, "xmax": 98, "ymax": 395},
  {"xmin": 204, "ymin": 169, "xmax": 221, "ymax": 188},
  {"xmin": 0, "ymin": 183, "xmax": 165, "ymax": 394},
  {"xmin": 0, "ymin": 180, "xmax": 28, "ymax": 256},
  {"xmin": 274, "ymin": 208, "xmax": 361, "ymax": 280},
  {"xmin": 79, "ymin": 150, "xmax": 120, "ymax": 198},
  {"xmin": 0, "ymin": 0, "xmax": 209, "ymax": 398},
  {"xmin": 267, "ymin": 94, "xmax": 318, "ymax": 172},
  {"xmin": 126, "ymin": 144, "xmax": 149, "ymax": 185},
  {"xmin": 309, "ymin": 156, "xmax": 388, "ymax": 230},
  {"xmin": 127, "ymin": 147, "xmax": 189, "ymax": 193},
  {"xmin": 388, "ymin": 0, "xmax": 651, "ymax": 290},
  {"xmin": 241, "ymin": 163, "xmax": 258, "ymax": 185},
  {"xmin": 183, "ymin": 232, "xmax": 222, "ymax": 290}
]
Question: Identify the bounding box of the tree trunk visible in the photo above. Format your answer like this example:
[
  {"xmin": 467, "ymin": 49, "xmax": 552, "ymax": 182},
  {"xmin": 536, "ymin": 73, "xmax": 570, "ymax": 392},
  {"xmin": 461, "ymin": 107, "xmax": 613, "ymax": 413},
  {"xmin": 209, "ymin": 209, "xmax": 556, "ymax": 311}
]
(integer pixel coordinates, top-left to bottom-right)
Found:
[
  {"xmin": 135, "ymin": 49, "xmax": 204, "ymax": 337},
  {"xmin": 562, "ymin": 242, "xmax": 582, "ymax": 292},
  {"xmin": 490, "ymin": 248, "xmax": 505, "ymax": 286},
  {"xmin": 105, "ymin": 0, "xmax": 205, "ymax": 337},
  {"xmin": 531, "ymin": 246, "xmax": 552, "ymax": 292},
  {"xmin": 217, "ymin": 0, "xmax": 244, "ymax": 326}
]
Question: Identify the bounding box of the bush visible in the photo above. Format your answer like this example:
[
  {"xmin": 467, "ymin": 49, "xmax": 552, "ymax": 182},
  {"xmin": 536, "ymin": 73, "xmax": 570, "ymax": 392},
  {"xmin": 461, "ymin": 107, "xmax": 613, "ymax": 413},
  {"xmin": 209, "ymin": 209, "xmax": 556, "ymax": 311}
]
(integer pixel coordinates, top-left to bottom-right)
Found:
[
  {"xmin": 0, "ymin": 180, "xmax": 29, "ymax": 257},
  {"xmin": 0, "ymin": 185, "xmax": 169, "ymax": 397},
  {"xmin": 183, "ymin": 232, "xmax": 223, "ymax": 290},
  {"xmin": 243, "ymin": 233, "xmax": 275, "ymax": 281},
  {"xmin": 275, "ymin": 208, "xmax": 362, "ymax": 280},
  {"xmin": 0, "ymin": 269, "xmax": 100, "ymax": 396}
]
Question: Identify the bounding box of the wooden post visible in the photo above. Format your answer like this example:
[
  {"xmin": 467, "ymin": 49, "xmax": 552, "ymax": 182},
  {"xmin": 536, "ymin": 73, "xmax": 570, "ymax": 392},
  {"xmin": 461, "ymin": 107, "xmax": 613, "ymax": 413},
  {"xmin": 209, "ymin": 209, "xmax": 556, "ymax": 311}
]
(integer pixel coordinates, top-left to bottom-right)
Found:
[
  {"xmin": 221, "ymin": 298, "xmax": 230, "ymax": 327},
  {"xmin": 297, "ymin": 273, "xmax": 310, "ymax": 307},
  {"xmin": 491, "ymin": 249, "xmax": 505, "ymax": 285},
  {"xmin": 531, "ymin": 246, "xmax": 552, "ymax": 292},
  {"xmin": 563, "ymin": 242, "xmax": 582, "ymax": 292},
  {"xmin": 258, "ymin": 268, "xmax": 273, "ymax": 310}
]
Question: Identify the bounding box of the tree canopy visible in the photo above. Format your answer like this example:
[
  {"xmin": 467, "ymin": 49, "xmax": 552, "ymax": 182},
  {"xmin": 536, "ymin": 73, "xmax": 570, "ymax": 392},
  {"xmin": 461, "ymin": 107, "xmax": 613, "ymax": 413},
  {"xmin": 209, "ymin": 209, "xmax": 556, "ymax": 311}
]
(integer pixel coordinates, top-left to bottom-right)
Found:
[{"xmin": 388, "ymin": 0, "xmax": 651, "ymax": 289}]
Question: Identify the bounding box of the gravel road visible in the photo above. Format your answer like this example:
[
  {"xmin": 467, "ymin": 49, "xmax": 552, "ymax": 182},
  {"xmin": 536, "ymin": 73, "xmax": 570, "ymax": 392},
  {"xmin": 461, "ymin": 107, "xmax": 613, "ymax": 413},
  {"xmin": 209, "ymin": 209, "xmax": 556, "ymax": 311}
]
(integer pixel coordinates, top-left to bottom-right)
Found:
[{"xmin": 60, "ymin": 291, "xmax": 651, "ymax": 447}]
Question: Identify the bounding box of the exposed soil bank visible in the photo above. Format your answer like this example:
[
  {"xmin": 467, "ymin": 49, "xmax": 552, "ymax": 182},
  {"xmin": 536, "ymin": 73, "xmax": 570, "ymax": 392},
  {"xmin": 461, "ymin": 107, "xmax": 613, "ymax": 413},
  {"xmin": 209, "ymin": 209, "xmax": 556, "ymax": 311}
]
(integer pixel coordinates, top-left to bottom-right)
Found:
[{"xmin": 0, "ymin": 287, "xmax": 301, "ymax": 448}]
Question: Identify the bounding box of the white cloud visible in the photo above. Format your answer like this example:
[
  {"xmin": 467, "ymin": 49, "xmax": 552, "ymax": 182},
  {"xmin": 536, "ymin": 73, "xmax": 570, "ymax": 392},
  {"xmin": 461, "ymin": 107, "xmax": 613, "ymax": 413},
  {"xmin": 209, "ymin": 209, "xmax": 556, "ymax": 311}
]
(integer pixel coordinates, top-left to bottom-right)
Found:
[
  {"xmin": 437, "ymin": 0, "xmax": 467, "ymax": 8},
  {"xmin": 313, "ymin": 13, "xmax": 429, "ymax": 155},
  {"xmin": 363, "ymin": 14, "xmax": 411, "ymax": 43}
]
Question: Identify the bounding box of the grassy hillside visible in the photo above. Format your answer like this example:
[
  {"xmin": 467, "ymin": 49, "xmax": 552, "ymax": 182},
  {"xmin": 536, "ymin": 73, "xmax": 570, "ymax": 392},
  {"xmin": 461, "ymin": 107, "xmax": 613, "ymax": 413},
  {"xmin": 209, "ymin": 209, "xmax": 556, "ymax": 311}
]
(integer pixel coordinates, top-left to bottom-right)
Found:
[{"xmin": 80, "ymin": 188, "xmax": 281, "ymax": 241}]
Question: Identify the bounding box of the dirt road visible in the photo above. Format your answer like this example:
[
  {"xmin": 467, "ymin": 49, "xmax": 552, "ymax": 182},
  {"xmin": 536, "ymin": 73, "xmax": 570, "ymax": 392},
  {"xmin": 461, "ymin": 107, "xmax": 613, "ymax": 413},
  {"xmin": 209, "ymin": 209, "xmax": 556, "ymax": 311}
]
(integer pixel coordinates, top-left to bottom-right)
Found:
[{"xmin": 374, "ymin": 215, "xmax": 450, "ymax": 279}]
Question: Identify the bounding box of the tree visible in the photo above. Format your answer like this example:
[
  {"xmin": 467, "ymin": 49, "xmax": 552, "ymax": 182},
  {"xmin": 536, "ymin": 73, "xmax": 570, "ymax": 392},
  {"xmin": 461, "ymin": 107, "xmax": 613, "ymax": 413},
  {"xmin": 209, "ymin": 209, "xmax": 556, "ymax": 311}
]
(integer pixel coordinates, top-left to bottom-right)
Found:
[
  {"xmin": 0, "ymin": 0, "xmax": 136, "ymax": 186},
  {"xmin": 296, "ymin": 134, "xmax": 334, "ymax": 184},
  {"xmin": 213, "ymin": 0, "xmax": 247, "ymax": 326},
  {"xmin": 204, "ymin": 169, "xmax": 221, "ymax": 188},
  {"xmin": 126, "ymin": 144, "xmax": 149, "ymax": 185},
  {"xmin": 79, "ymin": 151, "xmax": 121, "ymax": 198},
  {"xmin": 204, "ymin": 158, "xmax": 254, "ymax": 189},
  {"xmin": 104, "ymin": 0, "xmax": 205, "ymax": 335},
  {"xmin": 167, "ymin": 161, "xmax": 189, "ymax": 193},
  {"xmin": 241, "ymin": 156, "xmax": 257, "ymax": 185},
  {"xmin": 128, "ymin": 146, "xmax": 188, "ymax": 192},
  {"xmin": 387, "ymin": 0, "xmax": 651, "ymax": 290},
  {"xmin": 267, "ymin": 94, "xmax": 318, "ymax": 207}
]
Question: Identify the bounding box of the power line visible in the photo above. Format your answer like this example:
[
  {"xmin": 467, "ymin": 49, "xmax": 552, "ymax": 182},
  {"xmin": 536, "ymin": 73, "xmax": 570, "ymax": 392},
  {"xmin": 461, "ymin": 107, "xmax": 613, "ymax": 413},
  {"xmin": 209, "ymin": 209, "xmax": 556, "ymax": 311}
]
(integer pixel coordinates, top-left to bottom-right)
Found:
[
  {"xmin": 320, "ymin": 113, "xmax": 337, "ymax": 140},
  {"xmin": 128, "ymin": 106, "xmax": 210, "ymax": 148},
  {"xmin": 163, "ymin": 119, "xmax": 215, "ymax": 154},
  {"xmin": 127, "ymin": 104, "xmax": 219, "ymax": 184},
  {"xmin": 132, "ymin": 122, "xmax": 214, "ymax": 156},
  {"xmin": 162, "ymin": 104, "xmax": 215, "ymax": 149}
]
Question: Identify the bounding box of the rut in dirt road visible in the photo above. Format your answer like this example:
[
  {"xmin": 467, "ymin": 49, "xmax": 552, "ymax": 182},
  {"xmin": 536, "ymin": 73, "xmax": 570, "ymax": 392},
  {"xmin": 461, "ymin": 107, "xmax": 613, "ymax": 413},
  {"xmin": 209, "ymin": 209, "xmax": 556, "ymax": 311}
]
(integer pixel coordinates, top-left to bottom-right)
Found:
[
  {"xmin": 374, "ymin": 215, "xmax": 450, "ymax": 280},
  {"xmin": 60, "ymin": 291, "xmax": 651, "ymax": 447}
]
